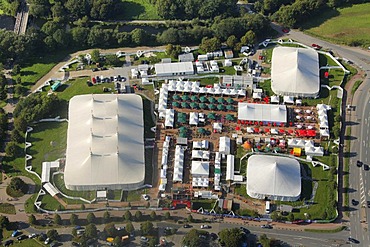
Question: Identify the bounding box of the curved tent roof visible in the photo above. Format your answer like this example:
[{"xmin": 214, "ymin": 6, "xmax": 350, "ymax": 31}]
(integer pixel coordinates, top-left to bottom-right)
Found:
[
  {"xmin": 247, "ymin": 155, "xmax": 301, "ymax": 201},
  {"xmin": 64, "ymin": 94, "xmax": 145, "ymax": 191},
  {"xmin": 271, "ymin": 47, "xmax": 319, "ymax": 97}
]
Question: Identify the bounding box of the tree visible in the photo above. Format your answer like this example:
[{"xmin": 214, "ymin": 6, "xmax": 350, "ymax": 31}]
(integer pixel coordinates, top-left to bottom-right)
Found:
[
  {"xmin": 182, "ymin": 229, "xmax": 202, "ymax": 247},
  {"xmin": 12, "ymin": 64, "xmax": 21, "ymax": 75},
  {"xmin": 226, "ymin": 35, "xmax": 238, "ymax": 49},
  {"xmin": 29, "ymin": 0, "xmax": 50, "ymax": 18},
  {"xmin": 91, "ymin": 49, "xmax": 100, "ymax": 63},
  {"xmin": 104, "ymin": 223, "xmax": 118, "ymax": 237},
  {"xmin": 105, "ymin": 54, "xmax": 121, "ymax": 66},
  {"xmin": 126, "ymin": 221, "xmax": 134, "ymax": 233},
  {"xmin": 150, "ymin": 211, "xmax": 157, "ymax": 220},
  {"xmin": 85, "ymin": 223, "xmax": 98, "ymax": 239},
  {"xmin": 158, "ymin": 28, "xmax": 180, "ymax": 44},
  {"xmin": 164, "ymin": 212, "xmax": 171, "ymax": 220},
  {"xmin": 103, "ymin": 211, "xmax": 111, "ymax": 223},
  {"xmin": 131, "ymin": 28, "xmax": 148, "ymax": 45},
  {"xmin": 80, "ymin": 204, "xmax": 85, "ymax": 210},
  {"xmin": 54, "ymin": 214, "xmax": 62, "ymax": 225},
  {"xmin": 7, "ymin": 177, "xmax": 27, "ymax": 196},
  {"xmin": 47, "ymin": 229, "xmax": 59, "ymax": 240},
  {"xmin": 218, "ymin": 228, "xmax": 244, "ymax": 247},
  {"xmin": 259, "ymin": 234, "xmax": 271, "ymax": 247},
  {"xmin": 87, "ymin": 212, "xmax": 96, "ymax": 224},
  {"xmin": 28, "ymin": 214, "xmax": 37, "ymax": 225},
  {"xmin": 124, "ymin": 211, "xmax": 132, "ymax": 221},
  {"xmin": 240, "ymin": 30, "xmax": 256, "ymax": 46},
  {"xmin": 72, "ymin": 228, "xmax": 77, "ymax": 237},
  {"xmin": 187, "ymin": 215, "xmax": 193, "ymax": 223},
  {"xmin": 135, "ymin": 211, "xmax": 142, "ymax": 221},
  {"xmin": 288, "ymin": 213, "xmax": 295, "ymax": 222},
  {"xmin": 70, "ymin": 213, "xmax": 78, "ymax": 225},
  {"xmin": 5, "ymin": 141, "xmax": 18, "ymax": 157},
  {"xmin": 270, "ymin": 211, "xmax": 280, "ymax": 221},
  {"xmin": 0, "ymin": 216, "xmax": 10, "ymax": 228},
  {"xmin": 199, "ymin": 37, "xmax": 221, "ymax": 52},
  {"xmin": 140, "ymin": 221, "xmax": 154, "ymax": 235},
  {"xmin": 51, "ymin": 2, "xmax": 67, "ymax": 22},
  {"xmin": 165, "ymin": 44, "xmax": 182, "ymax": 59}
]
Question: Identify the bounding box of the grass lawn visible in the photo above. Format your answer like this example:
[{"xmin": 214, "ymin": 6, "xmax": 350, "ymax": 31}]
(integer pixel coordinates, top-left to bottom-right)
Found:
[
  {"xmin": 124, "ymin": 189, "xmax": 144, "ymax": 202},
  {"xmin": 53, "ymin": 173, "xmax": 96, "ymax": 202},
  {"xmin": 197, "ymin": 77, "xmax": 220, "ymax": 86},
  {"xmin": 27, "ymin": 122, "xmax": 67, "ymax": 176},
  {"xmin": 191, "ymin": 200, "xmax": 216, "ymax": 210},
  {"xmin": 25, "ymin": 194, "xmax": 38, "ymax": 213},
  {"xmin": 10, "ymin": 239, "xmax": 45, "ymax": 246},
  {"xmin": 303, "ymin": 3, "xmax": 370, "ymax": 47},
  {"xmin": 40, "ymin": 194, "xmax": 64, "ymax": 211},
  {"xmin": 0, "ymin": 203, "xmax": 16, "ymax": 214},
  {"xmin": 57, "ymin": 77, "xmax": 115, "ymax": 101},
  {"xmin": 118, "ymin": 0, "xmax": 161, "ymax": 20}
]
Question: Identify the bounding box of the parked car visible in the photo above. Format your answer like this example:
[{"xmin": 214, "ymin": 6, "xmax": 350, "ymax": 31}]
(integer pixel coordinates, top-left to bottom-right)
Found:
[
  {"xmin": 311, "ymin": 44, "xmax": 322, "ymax": 50},
  {"xmin": 200, "ymin": 225, "xmax": 211, "ymax": 229},
  {"xmin": 39, "ymin": 233, "xmax": 47, "ymax": 241},
  {"xmin": 282, "ymin": 28, "xmax": 289, "ymax": 33},
  {"xmin": 142, "ymin": 194, "xmax": 150, "ymax": 201},
  {"xmin": 91, "ymin": 68, "xmax": 98, "ymax": 72},
  {"xmin": 364, "ymin": 164, "xmax": 369, "ymax": 171},
  {"xmin": 75, "ymin": 226, "xmax": 84, "ymax": 230},
  {"xmin": 357, "ymin": 160, "xmax": 363, "ymax": 167},
  {"xmin": 183, "ymin": 224, "xmax": 192, "ymax": 228},
  {"xmin": 352, "ymin": 199, "xmax": 359, "ymax": 206},
  {"xmin": 140, "ymin": 236, "xmax": 149, "ymax": 242},
  {"xmin": 72, "ymin": 242, "xmax": 80, "ymax": 246},
  {"xmin": 17, "ymin": 235, "xmax": 28, "ymax": 241},
  {"xmin": 348, "ymin": 237, "xmax": 360, "ymax": 244},
  {"xmin": 44, "ymin": 238, "xmax": 51, "ymax": 244},
  {"xmin": 11, "ymin": 230, "xmax": 21, "ymax": 237},
  {"xmin": 367, "ymin": 201, "xmax": 370, "ymax": 208},
  {"xmin": 28, "ymin": 233, "xmax": 38, "ymax": 239},
  {"xmin": 261, "ymin": 224, "xmax": 273, "ymax": 229},
  {"xmin": 240, "ymin": 227, "xmax": 250, "ymax": 235},
  {"xmin": 4, "ymin": 240, "xmax": 14, "ymax": 247}
]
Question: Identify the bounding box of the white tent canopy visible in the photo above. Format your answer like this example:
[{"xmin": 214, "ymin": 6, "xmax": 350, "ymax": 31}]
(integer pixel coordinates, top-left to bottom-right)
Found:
[
  {"xmin": 247, "ymin": 155, "xmax": 301, "ymax": 201},
  {"xmin": 226, "ymin": 155, "xmax": 235, "ymax": 181},
  {"xmin": 173, "ymin": 145, "xmax": 185, "ymax": 182},
  {"xmin": 64, "ymin": 94, "xmax": 145, "ymax": 191},
  {"xmin": 271, "ymin": 47, "xmax": 320, "ymax": 97},
  {"xmin": 191, "ymin": 161, "xmax": 210, "ymax": 176},
  {"xmin": 189, "ymin": 112, "xmax": 199, "ymax": 126},
  {"xmin": 219, "ymin": 136, "xmax": 230, "ymax": 155},
  {"xmin": 238, "ymin": 103, "xmax": 287, "ymax": 123}
]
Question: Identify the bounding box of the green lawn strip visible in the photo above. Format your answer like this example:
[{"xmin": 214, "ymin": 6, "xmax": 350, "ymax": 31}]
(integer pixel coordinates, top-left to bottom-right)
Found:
[
  {"xmin": 57, "ymin": 77, "xmax": 115, "ymax": 101},
  {"xmin": 304, "ymin": 226, "xmax": 346, "ymax": 233},
  {"xmin": 351, "ymin": 80, "xmax": 363, "ymax": 95},
  {"xmin": 40, "ymin": 194, "xmax": 64, "ymax": 211},
  {"xmin": 343, "ymin": 127, "xmax": 351, "ymax": 216},
  {"xmin": 125, "ymin": 189, "xmax": 144, "ymax": 202},
  {"xmin": 53, "ymin": 173, "xmax": 96, "ymax": 202},
  {"xmin": 11, "ymin": 238, "xmax": 45, "ymax": 246},
  {"xmin": 117, "ymin": 0, "xmax": 161, "ymax": 20},
  {"xmin": 197, "ymin": 77, "xmax": 220, "ymax": 86},
  {"xmin": 142, "ymin": 97, "xmax": 155, "ymax": 138},
  {"xmin": 191, "ymin": 199, "xmax": 215, "ymax": 210},
  {"xmin": 302, "ymin": 3, "xmax": 370, "ymax": 47},
  {"xmin": 258, "ymin": 79, "xmax": 273, "ymax": 96},
  {"xmin": 27, "ymin": 122, "xmax": 67, "ymax": 176},
  {"xmin": 0, "ymin": 203, "xmax": 16, "ymax": 214},
  {"xmin": 25, "ymin": 194, "xmax": 38, "ymax": 213}
]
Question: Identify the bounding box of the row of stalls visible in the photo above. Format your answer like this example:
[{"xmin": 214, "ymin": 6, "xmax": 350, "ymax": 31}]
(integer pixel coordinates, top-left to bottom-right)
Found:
[
  {"xmin": 159, "ymin": 136, "xmax": 171, "ymax": 191},
  {"xmin": 166, "ymin": 80, "xmax": 246, "ymax": 97},
  {"xmin": 317, "ymin": 104, "xmax": 331, "ymax": 138},
  {"xmin": 287, "ymin": 138, "xmax": 324, "ymax": 157},
  {"xmin": 174, "ymin": 145, "xmax": 185, "ymax": 183},
  {"xmin": 191, "ymin": 140, "xmax": 210, "ymax": 188}
]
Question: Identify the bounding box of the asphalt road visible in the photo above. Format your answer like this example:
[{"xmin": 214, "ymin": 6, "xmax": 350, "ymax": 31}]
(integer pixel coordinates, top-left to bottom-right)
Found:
[{"xmin": 270, "ymin": 23, "xmax": 370, "ymax": 246}]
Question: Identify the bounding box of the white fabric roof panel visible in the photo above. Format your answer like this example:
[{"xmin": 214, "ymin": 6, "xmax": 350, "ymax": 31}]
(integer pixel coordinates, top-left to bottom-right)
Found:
[
  {"xmin": 64, "ymin": 94, "xmax": 145, "ymax": 191},
  {"xmin": 247, "ymin": 155, "xmax": 301, "ymax": 201},
  {"xmin": 191, "ymin": 161, "xmax": 210, "ymax": 176},
  {"xmin": 155, "ymin": 62, "xmax": 194, "ymax": 76},
  {"xmin": 219, "ymin": 136, "xmax": 230, "ymax": 155},
  {"xmin": 271, "ymin": 47, "xmax": 320, "ymax": 97},
  {"xmin": 238, "ymin": 103, "xmax": 287, "ymax": 123},
  {"xmin": 226, "ymin": 155, "xmax": 235, "ymax": 181},
  {"xmin": 43, "ymin": 182, "xmax": 59, "ymax": 197}
]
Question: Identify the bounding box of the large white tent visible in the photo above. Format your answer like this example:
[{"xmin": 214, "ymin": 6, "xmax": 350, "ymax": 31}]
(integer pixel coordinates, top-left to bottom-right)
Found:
[
  {"xmin": 238, "ymin": 103, "xmax": 287, "ymax": 123},
  {"xmin": 271, "ymin": 47, "xmax": 320, "ymax": 97},
  {"xmin": 64, "ymin": 94, "xmax": 145, "ymax": 191},
  {"xmin": 219, "ymin": 136, "xmax": 230, "ymax": 155},
  {"xmin": 247, "ymin": 155, "xmax": 301, "ymax": 201}
]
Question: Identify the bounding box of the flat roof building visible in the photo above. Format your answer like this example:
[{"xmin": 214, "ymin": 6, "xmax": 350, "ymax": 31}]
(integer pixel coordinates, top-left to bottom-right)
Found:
[
  {"xmin": 238, "ymin": 103, "xmax": 287, "ymax": 123},
  {"xmin": 155, "ymin": 62, "xmax": 194, "ymax": 77},
  {"xmin": 64, "ymin": 94, "xmax": 145, "ymax": 191}
]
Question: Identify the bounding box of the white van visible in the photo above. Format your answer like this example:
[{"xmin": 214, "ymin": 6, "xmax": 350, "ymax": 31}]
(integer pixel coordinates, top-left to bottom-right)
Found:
[{"xmin": 265, "ymin": 201, "xmax": 271, "ymax": 214}]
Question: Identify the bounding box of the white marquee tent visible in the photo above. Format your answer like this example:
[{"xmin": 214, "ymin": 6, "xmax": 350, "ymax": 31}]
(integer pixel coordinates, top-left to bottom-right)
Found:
[
  {"xmin": 271, "ymin": 47, "xmax": 320, "ymax": 97},
  {"xmin": 247, "ymin": 155, "xmax": 301, "ymax": 201},
  {"xmin": 219, "ymin": 136, "xmax": 230, "ymax": 155},
  {"xmin": 238, "ymin": 103, "xmax": 287, "ymax": 123}
]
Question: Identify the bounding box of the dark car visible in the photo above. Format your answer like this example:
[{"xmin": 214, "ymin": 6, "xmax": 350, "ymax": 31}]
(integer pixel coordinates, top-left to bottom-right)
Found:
[
  {"xmin": 17, "ymin": 235, "xmax": 28, "ymax": 241},
  {"xmin": 240, "ymin": 227, "xmax": 250, "ymax": 235},
  {"xmin": 75, "ymin": 226, "xmax": 83, "ymax": 230},
  {"xmin": 4, "ymin": 240, "xmax": 14, "ymax": 246},
  {"xmin": 39, "ymin": 233, "xmax": 47, "ymax": 241},
  {"xmin": 92, "ymin": 68, "xmax": 98, "ymax": 72},
  {"xmin": 210, "ymin": 233, "xmax": 218, "ymax": 240},
  {"xmin": 261, "ymin": 224, "xmax": 273, "ymax": 229},
  {"xmin": 364, "ymin": 164, "xmax": 369, "ymax": 171},
  {"xmin": 282, "ymin": 28, "xmax": 289, "ymax": 33},
  {"xmin": 348, "ymin": 237, "xmax": 360, "ymax": 244},
  {"xmin": 367, "ymin": 201, "xmax": 370, "ymax": 208},
  {"xmin": 352, "ymin": 199, "xmax": 359, "ymax": 206},
  {"xmin": 72, "ymin": 242, "xmax": 80, "ymax": 247},
  {"xmin": 357, "ymin": 160, "xmax": 363, "ymax": 167},
  {"xmin": 183, "ymin": 224, "xmax": 192, "ymax": 228},
  {"xmin": 311, "ymin": 44, "xmax": 322, "ymax": 50}
]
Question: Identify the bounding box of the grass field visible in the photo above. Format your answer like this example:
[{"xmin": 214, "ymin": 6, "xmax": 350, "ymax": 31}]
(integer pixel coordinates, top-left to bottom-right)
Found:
[
  {"xmin": 40, "ymin": 194, "xmax": 64, "ymax": 211},
  {"xmin": 27, "ymin": 122, "xmax": 67, "ymax": 176},
  {"xmin": 118, "ymin": 0, "xmax": 161, "ymax": 20},
  {"xmin": 53, "ymin": 173, "xmax": 96, "ymax": 201},
  {"xmin": 0, "ymin": 203, "xmax": 16, "ymax": 214},
  {"xmin": 303, "ymin": 3, "xmax": 370, "ymax": 47},
  {"xmin": 57, "ymin": 77, "xmax": 115, "ymax": 101}
]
